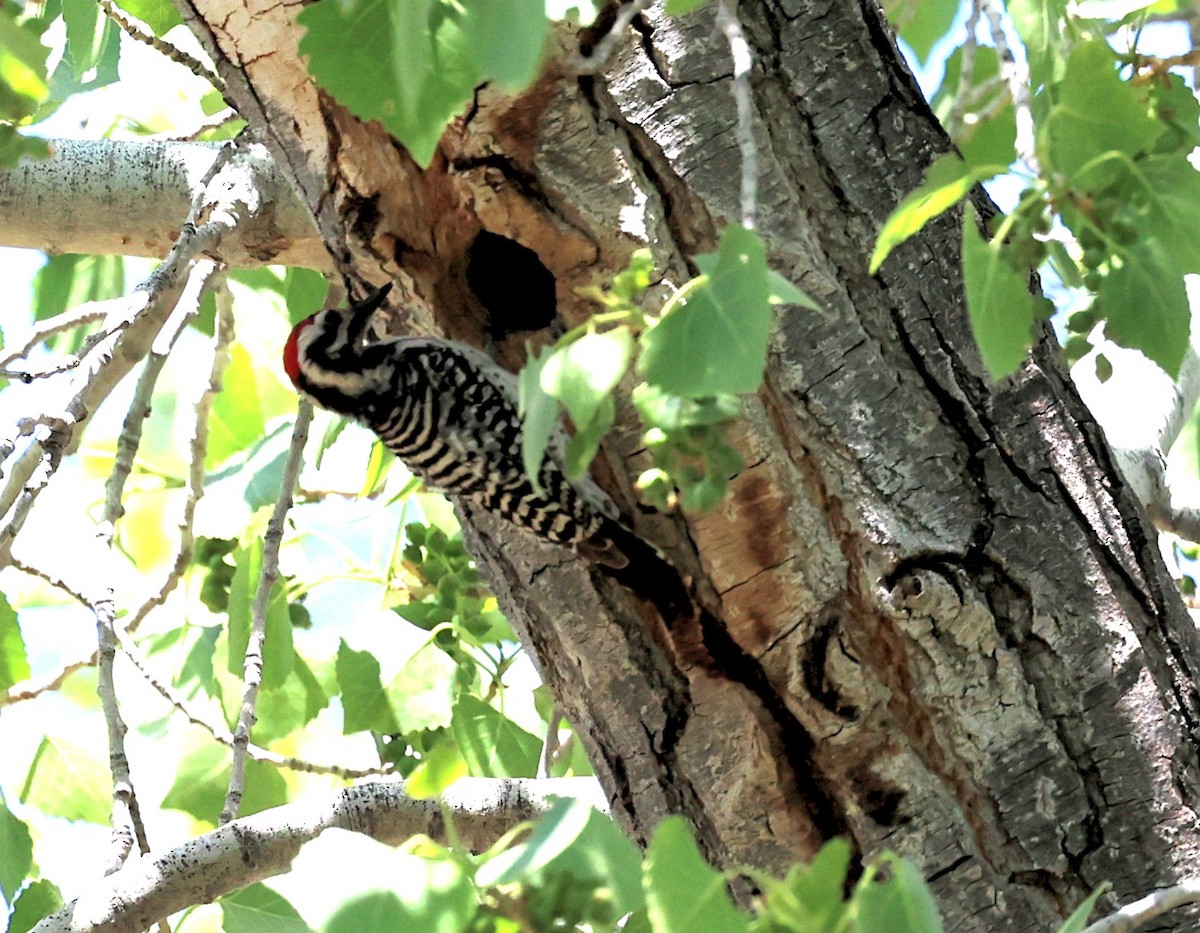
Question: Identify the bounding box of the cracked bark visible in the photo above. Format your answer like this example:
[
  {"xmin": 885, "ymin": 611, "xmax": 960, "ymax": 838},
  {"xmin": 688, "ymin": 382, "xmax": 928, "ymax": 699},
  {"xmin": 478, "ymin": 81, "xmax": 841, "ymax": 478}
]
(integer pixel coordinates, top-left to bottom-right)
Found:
[{"xmin": 176, "ymin": 0, "xmax": 1200, "ymax": 926}]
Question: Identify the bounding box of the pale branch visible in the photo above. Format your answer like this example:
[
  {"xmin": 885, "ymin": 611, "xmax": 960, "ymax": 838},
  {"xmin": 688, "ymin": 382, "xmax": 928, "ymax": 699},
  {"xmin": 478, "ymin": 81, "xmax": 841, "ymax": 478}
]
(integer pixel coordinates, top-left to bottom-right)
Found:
[
  {"xmin": 148, "ymin": 109, "xmax": 240, "ymax": 142},
  {"xmin": 715, "ymin": 0, "xmax": 758, "ymax": 230},
  {"xmin": 980, "ymin": 0, "xmax": 1038, "ymax": 173},
  {"xmin": 91, "ymin": 267, "xmax": 217, "ymax": 877},
  {"xmin": 1072, "ymin": 337, "xmax": 1200, "ymax": 542},
  {"xmin": 92, "ymin": 591, "xmax": 150, "ymax": 865},
  {"xmin": 100, "ymin": 262, "xmax": 216, "ymax": 535},
  {"xmin": 1083, "ymin": 879, "xmax": 1200, "ymax": 932},
  {"xmin": 0, "ymin": 303, "xmax": 109, "ymax": 375},
  {"xmin": 0, "ymin": 141, "xmax": 268, "ymax": 570},
  {"xmin": 120, "ymin": 277, "xmax": 232, "ymax": 636},
  {"xmin": 115, "ymin": 629, "xmax": 393, "ymax": 780},
  {"xmin": 1152, "ymin": 501, "xmax": 1200, "ymax": 546},
  {"xmin": 97, "ymin": 0, "xmax": 225, "ymax": 92},
  {"xmin": 538, "ymin": 704, "xmax": 565, "ymax": 779},
  {"xmin": 32, "ymin": 778, "xmax": 608, "ymax": 933},
  {"xmin": 221, "ymin": 401, "xmax": 314, "ymax": 824},
  {"xmin": 946, "ymin": 0, "xmax": 983, "ymax": 138},
  {"xmin": 568, "ymin": 0, "xmax": 655, "ymax": 74},
  {"xmin": 0, "ymin": 139, "xmax": 326, "ymax": 268}
]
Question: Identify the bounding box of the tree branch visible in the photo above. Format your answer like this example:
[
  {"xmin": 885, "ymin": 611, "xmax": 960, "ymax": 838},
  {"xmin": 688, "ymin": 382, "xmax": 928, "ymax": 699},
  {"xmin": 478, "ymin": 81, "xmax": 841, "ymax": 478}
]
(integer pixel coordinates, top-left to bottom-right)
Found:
[{"xmin": 33, "ymin": 778, "xmax": 607, "ymax": 933}]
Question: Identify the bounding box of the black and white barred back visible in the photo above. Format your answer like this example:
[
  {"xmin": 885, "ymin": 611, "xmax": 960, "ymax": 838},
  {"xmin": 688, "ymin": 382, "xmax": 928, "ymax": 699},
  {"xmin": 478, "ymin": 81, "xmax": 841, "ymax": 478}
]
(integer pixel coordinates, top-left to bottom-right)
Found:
[{"xmin": 282, "ymin": 285, "xmax": 631, "ymax": 568}]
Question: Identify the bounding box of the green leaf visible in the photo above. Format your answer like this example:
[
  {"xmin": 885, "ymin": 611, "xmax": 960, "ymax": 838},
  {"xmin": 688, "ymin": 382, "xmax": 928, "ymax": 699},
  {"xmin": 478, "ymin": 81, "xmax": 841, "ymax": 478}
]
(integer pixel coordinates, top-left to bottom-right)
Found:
[
  {"xmin": 633, "ymin": 385, "xmax": 740, "ymax": 430},
  {"xmin": 519, "ymin": 343, "xmax": 557, "ymax": 495},
  {"xmin": 113, "ymin": 0, "xmax": 183, "ymax": 35},
  {"xmin": 1136, "ymin": 155, "xmax": 1200, "ymax": 274},
  {"xmin": 162, "ymin": 743, "xmax": 287, "ymax": 821},
  {"xmin": 0, "ymin": 5, "xmax": 49, "ymax": 132},
  {"xmin": 541, "ymin": 328, "xmax": 633, "ymax": 431},
  {"xmin": 221, "ymin": 883, "xmax": 313, "ymax": 933},
  {"xmin": 226, "ymin": 533, "xmax": 293, "ymax": 689},
  {"xmin": 853, "ymin": 854, "xmax": 944, "ymax": 933},
  {"xmin": 1006, "ymin": 0, "xmax": 1067, "ymax": 87},
  {"xmin": 645, "ymin": 817, "xmax": 749, "ymax": 933},
  {"xmin": 459, "ymin": 0, "xmax": 546, "ymax": 89},
  {"xmin": 1101, "ymin": 239, "xmax": 1189, "ymax": 377},
  {"xmin": 639, "ymin": 223, "xmax": 772, "ymax": 397},
  {"xmin": 765, "ymin": 270, "xmax": 820, "ymax": 310},
  {"xmin": 665, "ymin": 0, "xmax": 708, "ymax": 13},
  {"xmin": 251, "ymin": 655, "xmax": 330, "ymax": 742},
  {"xmin": 960, "ymin": 205, "xmax": 1037, "ymax": 379},
  {"xmin": 405, "ymin": 742, "xmax": 468, "ymax": 799},
  {"xmin": 870, "ymin": 154, "xmax": 1006, "ymax": 273},
  {"xmin": 760, "ymin": 838, "xmax": 852, "ymax": 931},
  {"xmin": 451, "ymin": 694, "xmax": 540, "ymax": 777},
  {"xmin": 238, "ymin": 757, "xmax": 288, "ymax": 817},
  {"xmin": 1055, "ymin": 883, "xmax": 1111, "ymax": 933},
  {"xmin": 477, "ymin": 797, "xmax": 644, "ymax": 916},
  {"xmin": 7, "ymin": 879, "xmax": 63, "ymax": 933},
  {"xmin": 20, "ymin": 737, "xmax": 111, "ymax": 824},
  {"xmin": 299, "ymin": 0, "xmax": 546, "ymax": 167},
  {"xmin": 298, "ymin": 0, "xmax": 471, "ymax": 167},
  {"xmin": 33, "ymin": 254, "xmax": 124, "ymax": 322},
  {"xmin": 1044, "ymin": 40, "xmax": 1163, "ymax": 186},
  {"xmin": 564, "ymin": 394, "xmax": 614, "ymax": 479},
  {"xmin": 879, "ymin": 0, "xmax": 958, "ymax": 65},
  {"xmin": 0, "ymin": 593, "xmax": 29, "ymax": 691},
  {"xmin": 0, "ymin": 790, "xmax": 34, "ymax": 904},
  {"xmin": 207, "ymin": 343, "xmax": 266, "ymax": 469},
  {"xmin": 162, "ymin": 742, "xmax": 227, "ymax": 821},
  {"xmin": 62, "ymin": 0, "xmax": 113, "ymax": 78},
  {"xmin": 336, "ymin": 639, "xmax": 400, "ymax": 734},
  {"xmin": 934, "ymin": 46, "xmax": 1017, "ymax": 169},
  {"xmin": 388, "ymin": 644, "xmax": 458, "ymax": 732},
  {"xmin": 0, "ymin": 126, "xmax": 48, "ymax": 168},
  {"xmin": 359, "ymin": 440, "xmax": 392, "ymax": 496}
]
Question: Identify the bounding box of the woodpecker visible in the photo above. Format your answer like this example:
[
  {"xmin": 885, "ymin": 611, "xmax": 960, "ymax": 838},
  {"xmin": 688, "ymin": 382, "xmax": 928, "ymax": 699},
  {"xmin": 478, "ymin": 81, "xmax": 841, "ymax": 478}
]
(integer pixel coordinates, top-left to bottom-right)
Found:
[{"xmin": 283, "ymin": 284, "xmax": 639, "ymax": 568}]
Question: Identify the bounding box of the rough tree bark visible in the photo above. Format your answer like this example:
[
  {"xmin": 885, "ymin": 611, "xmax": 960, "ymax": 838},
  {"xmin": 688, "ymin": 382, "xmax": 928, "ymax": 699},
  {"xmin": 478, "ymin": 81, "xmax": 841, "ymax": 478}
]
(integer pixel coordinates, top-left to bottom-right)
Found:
[{"xmin": 166, "ymin": 0, "xmax": 1200, "ymax": 928}]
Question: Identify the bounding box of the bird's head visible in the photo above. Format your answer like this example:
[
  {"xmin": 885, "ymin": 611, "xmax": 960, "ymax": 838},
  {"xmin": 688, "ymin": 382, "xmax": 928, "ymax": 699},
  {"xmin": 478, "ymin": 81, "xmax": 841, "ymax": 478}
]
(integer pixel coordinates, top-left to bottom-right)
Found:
[{"xmin": 282, "ymin": 283, "xmax": 393, "ymax": 409}]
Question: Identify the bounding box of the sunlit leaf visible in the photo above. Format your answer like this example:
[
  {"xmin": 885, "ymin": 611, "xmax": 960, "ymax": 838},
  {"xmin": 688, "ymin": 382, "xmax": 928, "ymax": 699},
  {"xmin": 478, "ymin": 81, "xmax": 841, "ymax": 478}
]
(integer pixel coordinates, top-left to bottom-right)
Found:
[
  {"xmin": 0, "ymin": 593, "xmax": 29, "ymax": 691},
  {"xmin": 336, "ymin": 639, "xmax": 400, "ymax": 734},
  {"xmin": 1102, "ymin": 238, "xmax": 1188, "ymax": 377},
  {"xmin": 20, "ymin": 738, "xmax": 110, "ymax": 824},
  {"xmin": 961, "ymin": 205, "xmax": 1037, "ymax": 378},
  {"xmin": 452, "ymin": 694, "xmax": 540, "ymax": 777},
  {"xmin": 639, "ymin": 224, "xmax": 772, "ymax": 397},
  {"xmin": 0, "ymin": 790, "xmax": 33, "ymax": 904},
  {"xmin": 645, "ymin": 817, "xmax": 748, "ymax": 933},
  {"xmin": 853, "ymin": 853, "xmax": 944, "ymax": 933},
  {"xmin": 221, "ymin": 883, "xmax": 312, "ymax": 933},
  {"xmin": 870, "ymin": 154, "xmax": 1006, "ymax": 273},
  {"xmin": 7, "ymin": 879, "xmax": 62, "ymax": 933}
]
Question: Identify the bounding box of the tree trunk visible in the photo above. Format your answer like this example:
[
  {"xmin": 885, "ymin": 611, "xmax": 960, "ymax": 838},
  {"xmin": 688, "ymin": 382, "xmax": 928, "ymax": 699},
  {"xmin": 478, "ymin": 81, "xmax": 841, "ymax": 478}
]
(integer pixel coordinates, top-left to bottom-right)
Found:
[{"xmin": 178, "ymin": 0, "xmax": 1200, "ymax": 926}]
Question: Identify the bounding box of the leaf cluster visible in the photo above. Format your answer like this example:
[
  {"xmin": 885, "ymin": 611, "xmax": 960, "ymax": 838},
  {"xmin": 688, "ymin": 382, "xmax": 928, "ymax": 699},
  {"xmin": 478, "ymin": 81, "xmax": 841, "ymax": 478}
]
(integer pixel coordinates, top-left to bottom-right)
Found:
[
  {"xmin": 521, "ymin": 227, "xmax": 818, "ymax": 516},
  {"xmin": 874, "ymin": 3, "xmax": 1200, "ymax": 382}
]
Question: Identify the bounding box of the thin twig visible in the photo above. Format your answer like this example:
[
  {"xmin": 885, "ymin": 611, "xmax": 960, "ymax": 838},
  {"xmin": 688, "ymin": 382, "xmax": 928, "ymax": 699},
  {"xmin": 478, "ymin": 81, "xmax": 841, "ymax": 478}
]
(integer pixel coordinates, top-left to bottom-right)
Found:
[
  {"xmin": 0, "ymin": 302, "xmax": 109, "ymax": 374},
  {"xmin": 715, "ymin": 0, "xmax": 758, "ymax": 230},
  {"xmin": 116, "ymin": 629, "xmax": 393, "ymax": 780},
  {"xmin": 91, "ymin": 267, "xmax": 215, "ymax": 876},
  {"xmin": 980, "ymin": 0, "xmax": 1039, "ymax": 173},
  {"xmin": 0, "ymin": 141, "xmax": 248, "ymax": 569},
  {"xmin": 947, "ymin": 0, "xmax": 983, "ymax": 138},
  {"xmin": 538, "ymin": 704, "xmax": 564, "ymax": 779},
  {"xmin": 221, "ymin": 401, "xmax": 314, "ymax": 824},
  {"xmin": 1083, "ymin": 879, "xmax": 1200, "ymax": 932},
  {"xmin": 569, "ymin": 0, "xmax": 656, "ymax": 74},
  {"xmin": 97, "ymin": 0, "xmax": 225, "ymax": 93},
  {"xmin": 148, "ymin": 109, "xmax": 241, "ymax": 142}
]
